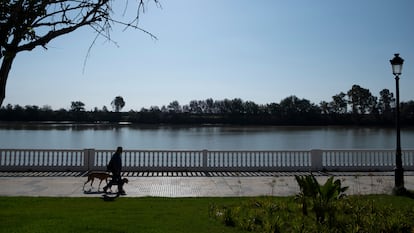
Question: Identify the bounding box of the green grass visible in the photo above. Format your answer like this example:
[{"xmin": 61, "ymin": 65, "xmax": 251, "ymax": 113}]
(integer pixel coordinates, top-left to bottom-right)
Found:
[
  {"xmin": 1, "ymin": 196, "xmax": 414, "ymax": 233},
  {"xmin": 0, "ymin": 197, "xmax": 248, "ymax": 233}
]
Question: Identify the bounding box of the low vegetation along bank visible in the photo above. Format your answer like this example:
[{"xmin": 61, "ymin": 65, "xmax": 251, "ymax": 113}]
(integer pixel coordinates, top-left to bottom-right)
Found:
[
  {"xmin": 2, "ymin": 84, "xmax": 414, "ymax": 125},
  {"xmin": 1, "ymin": 195, "xmax": 413, "ymax": 233}
]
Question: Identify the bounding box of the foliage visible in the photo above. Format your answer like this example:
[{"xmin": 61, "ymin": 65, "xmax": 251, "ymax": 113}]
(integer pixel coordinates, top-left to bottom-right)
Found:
[
  {"xmin": 295, "ymin": 175, "xmax": 348, "ymax": 225},
  {"xmin": 347, "ymin": 84, "xmax": 377, "ymax": 114},
  {"xmin": 111, "ymin": 96, "xmax": 125, "ymax": 112},
  {"xmin": 379, "ymin": 88, "xmax": 395, "ymax": 115},
  {"xmin": 211, "ymin": 195, "xmax": 414, "ymax": 233},
  {"xmin": 2, "ymin": 89, "xmax": 414, "ymax": 125},
  {"xmin": 210, "ymin": 198, "xmax": 295, "ymax": 232},
  {"xmin": 70, "ymin": 101, "xmax": 85, "ymax": 112},
  {"xmin": 330, "ymin": 92, "xmax": 348, "ymax": 114}
]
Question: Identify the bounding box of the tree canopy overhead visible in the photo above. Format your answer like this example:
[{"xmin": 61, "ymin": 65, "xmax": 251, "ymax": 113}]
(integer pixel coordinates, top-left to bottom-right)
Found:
[{"xmin": 0, "ymin": 0, "xmax": 159, "ymax": 106}]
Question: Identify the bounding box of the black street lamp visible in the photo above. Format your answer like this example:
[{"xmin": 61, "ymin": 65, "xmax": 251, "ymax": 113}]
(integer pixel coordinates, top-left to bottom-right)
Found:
[{"xmin": 390, "ymin": 53, "xmax": 405, "ymax": 194}]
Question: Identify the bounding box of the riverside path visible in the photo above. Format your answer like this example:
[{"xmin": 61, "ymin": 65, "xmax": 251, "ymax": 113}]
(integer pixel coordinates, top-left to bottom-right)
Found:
[{"xmin": 1, "ymin": 171, "xmax": 414, "ymax": 197}]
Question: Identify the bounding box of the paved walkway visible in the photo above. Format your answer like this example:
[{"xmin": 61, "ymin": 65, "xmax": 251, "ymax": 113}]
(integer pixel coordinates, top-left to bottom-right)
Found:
[{"xmin": 1, "ymin": 172, "xmax": 414, "ymax": 197}]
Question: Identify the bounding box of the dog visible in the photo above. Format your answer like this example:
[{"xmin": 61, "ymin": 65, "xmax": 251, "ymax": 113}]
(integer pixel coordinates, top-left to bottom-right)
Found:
[
  {"xmin": 83, "ymin": 171, "xmax": 111, "ymax": 191},
  {"xmin": 103, "ymin": 178, "xmax": 129, "ymax": 195},
  {"xmin": 121, "ymin": 178, "xmax": 129, "ymax": 185}
]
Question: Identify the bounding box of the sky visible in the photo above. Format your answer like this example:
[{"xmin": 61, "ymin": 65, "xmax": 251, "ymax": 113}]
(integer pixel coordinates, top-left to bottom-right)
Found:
[{"xmin": 4, "ymin": 0, "xmax": 414, "ymax": 111}]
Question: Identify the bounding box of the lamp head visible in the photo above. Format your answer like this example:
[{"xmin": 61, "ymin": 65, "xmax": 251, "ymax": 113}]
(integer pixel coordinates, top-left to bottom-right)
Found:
[{"xmin": 390, "ymin": 53, "xmax": 404, "ymax": 76}]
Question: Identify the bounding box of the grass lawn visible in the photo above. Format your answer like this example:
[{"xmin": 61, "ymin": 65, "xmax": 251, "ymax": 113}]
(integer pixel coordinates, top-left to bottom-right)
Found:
[
  {"xmin": 0, "ymin": 196, "xmax": 248, "ymax": 233},
  {"xmin": 1, "ymin": 195, "xmax": 414, "ymax": 233}
]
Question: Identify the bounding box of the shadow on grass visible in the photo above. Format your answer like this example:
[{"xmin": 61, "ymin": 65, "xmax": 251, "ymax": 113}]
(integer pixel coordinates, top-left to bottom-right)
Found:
[
  {"xmin": 393, "ymin": 188, "xmax": 414, "ymax": 199},
  {"xmin": 404, "ymin": 190, "xmax": 414, "ymax": 199},
  {"xmin": 83, "ymin": 189, "xmax": 121, "ymax": 201},
  {"xmin": 101, "ymin": 193, "xmax": 120, "ymax": 202}
]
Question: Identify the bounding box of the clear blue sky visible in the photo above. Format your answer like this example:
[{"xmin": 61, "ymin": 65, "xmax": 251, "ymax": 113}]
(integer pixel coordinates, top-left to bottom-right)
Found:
[{"xmin": 4, "ymin": 0, "xmax": 414, "ymax": 111}]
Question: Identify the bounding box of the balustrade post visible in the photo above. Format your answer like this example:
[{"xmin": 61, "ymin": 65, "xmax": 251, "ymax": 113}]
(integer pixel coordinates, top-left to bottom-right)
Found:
[
  {"xmin": 202, "ymin": 149, "xmax": 208, "ymax": 171},
  {"xmin": 84, "ymin": 148, "xmax": 95, "ymax": 171},
  {"xmin": 310, "ymin": 149, "xmax": 323, "ymax": 171},
  {"xmin": 83, "ymin": 149, "xmax": 88, "ymax": 171}
]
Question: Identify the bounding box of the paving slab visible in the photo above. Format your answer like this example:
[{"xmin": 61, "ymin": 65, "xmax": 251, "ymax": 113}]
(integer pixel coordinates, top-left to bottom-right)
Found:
[{"xmin": 1, "ymin": 172, "xmax": 414, "ymax": 197}]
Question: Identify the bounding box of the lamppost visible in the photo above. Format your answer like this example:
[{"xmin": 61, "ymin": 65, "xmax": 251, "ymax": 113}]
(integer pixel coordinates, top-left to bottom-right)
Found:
[{"xmin": 389, "ymin": 53, "xmax": 405, "ymax": 194}]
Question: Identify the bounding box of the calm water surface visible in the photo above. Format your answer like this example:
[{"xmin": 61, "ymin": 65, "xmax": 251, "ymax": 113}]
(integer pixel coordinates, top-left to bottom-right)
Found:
[{"xmin": 1, "ymin": 124, "xmax": 413, "ymax": 150}]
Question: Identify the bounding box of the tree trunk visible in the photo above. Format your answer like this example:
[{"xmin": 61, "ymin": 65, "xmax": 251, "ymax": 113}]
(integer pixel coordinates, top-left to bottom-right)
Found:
[{"xmin": 0, "ymin": 52, "xmax": 16, "ymax": 107}]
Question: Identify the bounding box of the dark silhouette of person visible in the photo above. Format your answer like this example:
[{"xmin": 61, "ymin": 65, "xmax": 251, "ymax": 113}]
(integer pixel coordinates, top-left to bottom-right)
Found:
[{"xmin": 103, "ymin": 146, "xmax": 126, "ymax": 195}]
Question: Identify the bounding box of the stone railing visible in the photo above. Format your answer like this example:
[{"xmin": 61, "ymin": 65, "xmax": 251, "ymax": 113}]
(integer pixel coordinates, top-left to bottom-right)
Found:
[{"xmin": 0, "ymin": 148, "xmax": 413, "ymax": 172}]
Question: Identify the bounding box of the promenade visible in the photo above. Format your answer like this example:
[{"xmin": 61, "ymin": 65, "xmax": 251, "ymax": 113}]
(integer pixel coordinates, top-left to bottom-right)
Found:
[{"xmin": 1, "ymin": 171, "xmax": 414, "ymax": 197}]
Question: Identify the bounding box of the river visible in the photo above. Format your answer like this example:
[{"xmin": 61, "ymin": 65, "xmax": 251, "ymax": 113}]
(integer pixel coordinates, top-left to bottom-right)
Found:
[{"xmin": 0, "ymin": 123, "xmax": 413, "ymax": 150}]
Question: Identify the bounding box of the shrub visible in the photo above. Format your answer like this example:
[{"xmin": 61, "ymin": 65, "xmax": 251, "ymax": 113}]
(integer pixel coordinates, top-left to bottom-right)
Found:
[
  {"xmin": 210, "ymin": 176, "xmax": 414, "ymax": 233},
  {"xmin": 295, "ymin": 175, "xmax": 348, "ymax": 225},
  {"xmin": 211, "ymin": 197, "xmax": 414, "ymax": 233}
]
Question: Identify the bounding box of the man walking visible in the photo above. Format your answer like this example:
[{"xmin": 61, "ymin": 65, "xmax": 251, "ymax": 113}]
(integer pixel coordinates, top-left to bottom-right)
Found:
[{"xmin": 103, "ymin": 146, "xmax": 126, "ymax": 195}]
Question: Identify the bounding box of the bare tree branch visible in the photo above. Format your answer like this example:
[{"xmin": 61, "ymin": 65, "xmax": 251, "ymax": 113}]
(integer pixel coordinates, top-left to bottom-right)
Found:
[{"xmin": 0, "ymin": 0, "xmax": 160, "ymax": 106}]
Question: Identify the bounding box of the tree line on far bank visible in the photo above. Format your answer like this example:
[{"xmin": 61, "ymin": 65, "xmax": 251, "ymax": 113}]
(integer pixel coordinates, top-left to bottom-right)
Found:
[{"xmin": 1, "ymin": 85, "xmax": 414, "ymax": 126}]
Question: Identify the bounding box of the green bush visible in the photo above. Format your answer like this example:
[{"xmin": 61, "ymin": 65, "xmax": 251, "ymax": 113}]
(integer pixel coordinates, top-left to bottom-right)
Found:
[
  {"xmin": 295, "ymin": 175, "xmax": 348, "ymax": 225},
  {"xmin": 211, "ymin": 187, "xmax": 414, "ymax": 233},
  {"xmin": 210, "ymin": 198, "xmax": 295, "ymax": 233}
]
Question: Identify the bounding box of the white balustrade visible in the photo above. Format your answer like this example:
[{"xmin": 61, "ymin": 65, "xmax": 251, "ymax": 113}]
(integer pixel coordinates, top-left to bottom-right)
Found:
[
  {"xmin": 0, "ymin": 149, "xmax": 86, "ymax": 172},
  {"xmin": 0, "ymin": 148, "xmax": 413, "ymax": 172}
]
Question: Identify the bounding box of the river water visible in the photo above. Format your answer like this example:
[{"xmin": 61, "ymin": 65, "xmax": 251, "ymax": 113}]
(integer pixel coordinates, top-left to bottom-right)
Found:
[{"xmin": 0, "ymin": 123, "xmax": 413, "ymax": 150}]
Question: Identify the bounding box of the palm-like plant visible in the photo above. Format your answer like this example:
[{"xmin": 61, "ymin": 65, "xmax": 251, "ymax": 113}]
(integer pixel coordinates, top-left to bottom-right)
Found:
[
  {"xmin": 295, "ymin": 175, "xmax": 348, "ymax": 224},
  {"xmin": 295, "ymin": 175, "xmax": 319, "ymax": 216}
]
